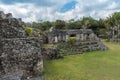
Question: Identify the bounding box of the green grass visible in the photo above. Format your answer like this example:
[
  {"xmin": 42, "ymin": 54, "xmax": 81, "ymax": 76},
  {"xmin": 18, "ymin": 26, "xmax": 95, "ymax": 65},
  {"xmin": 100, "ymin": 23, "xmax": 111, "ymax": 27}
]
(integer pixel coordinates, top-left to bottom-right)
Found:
[{"xmin": 44, "ymin": 41, "xmax": 120, "ymax": 80}]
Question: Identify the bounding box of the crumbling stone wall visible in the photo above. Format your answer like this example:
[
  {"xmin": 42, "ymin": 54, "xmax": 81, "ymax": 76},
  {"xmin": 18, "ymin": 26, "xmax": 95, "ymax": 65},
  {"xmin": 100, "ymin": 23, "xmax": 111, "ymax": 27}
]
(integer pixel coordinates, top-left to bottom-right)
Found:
[
  {"xmin": 0, "ymin": 11, "xmax": 43, "ymax": 80},
  {"xmin": 1, "ymin": 38, "xmax": 43, "ymax": 76},
  {"xmin": 42, "ymin": 48, "xmax": 63, "ymax": 60},
  {"xmin": 0, "ymin": 11, "xmax": 26, "ymax": 39}
]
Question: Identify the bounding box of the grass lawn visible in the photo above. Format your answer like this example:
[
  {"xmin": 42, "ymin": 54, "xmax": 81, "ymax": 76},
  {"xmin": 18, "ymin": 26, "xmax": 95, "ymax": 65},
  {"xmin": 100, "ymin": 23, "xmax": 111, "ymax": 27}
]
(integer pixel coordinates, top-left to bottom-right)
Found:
[{"xmin": 44, "ymin": 41, "xmax": 120, "ymax": 80}]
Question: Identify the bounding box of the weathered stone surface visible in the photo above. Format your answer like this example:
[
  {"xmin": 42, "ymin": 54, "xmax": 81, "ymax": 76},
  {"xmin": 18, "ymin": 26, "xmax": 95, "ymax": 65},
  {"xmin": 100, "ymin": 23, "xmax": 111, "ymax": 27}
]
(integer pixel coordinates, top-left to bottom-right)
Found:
[
  {"xmin": 0, "ymin": 72, "xmax": 23, "ymax": 80},
  {"xmin": 0, "ymin": 72, "xmax": 44, "ymax": 80},
  {"xmin": 0, "ymin": 11, "xmax": 13, "ymax": 19},
  {"xmin": 0, "ymin": 11, "xmax": 6, "ymax": 19},
  {"xmin": 42, "ymin": 48, "xmax": 63, "ymax": 60},
  {"xmin": 0, "ymin": 12, "xmax": 43, "ymax": 80},
  {"xmin": 0, "ymin": 18, "xmax": 26, "ymax": 38},
  {"xmin": 0, "ymin": 38, "xmax": 43, "ymax": 76}
]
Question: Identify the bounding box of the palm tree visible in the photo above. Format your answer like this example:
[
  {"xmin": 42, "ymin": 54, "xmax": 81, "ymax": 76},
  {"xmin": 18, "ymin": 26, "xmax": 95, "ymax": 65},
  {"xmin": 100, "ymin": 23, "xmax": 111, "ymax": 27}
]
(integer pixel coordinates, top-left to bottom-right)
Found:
[{"xmin": 105, "ymin": 12, "xmax": 120, "ymax": 41}]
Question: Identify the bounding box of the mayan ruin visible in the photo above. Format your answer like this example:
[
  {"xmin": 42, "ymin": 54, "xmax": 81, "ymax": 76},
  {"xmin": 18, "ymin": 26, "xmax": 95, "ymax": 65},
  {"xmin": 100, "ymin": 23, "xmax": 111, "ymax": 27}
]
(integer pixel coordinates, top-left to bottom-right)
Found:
[
  {"xmin": 0, "ymin": 11, "xmax": 109, "ymax": 80},
  {"xmin": 0, "ymin": 0, "xmax": 120, "ymax": 80}
]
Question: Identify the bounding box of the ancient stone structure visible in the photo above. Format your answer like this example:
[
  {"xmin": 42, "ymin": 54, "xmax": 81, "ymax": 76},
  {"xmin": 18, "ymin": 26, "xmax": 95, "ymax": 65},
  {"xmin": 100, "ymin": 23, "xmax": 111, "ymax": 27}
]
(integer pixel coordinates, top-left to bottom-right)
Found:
[
  {"xmin": 106, "ymin": 26, "xmax": 120, "ymax": 42},
  {"xmin": 48, "ymin": 29, "xmax": 99, "ymax": 43},
  {"xmin": 0, "ymin": 11, "xmax": 43, "ymax": 80},
  {"xmin": 0, "ymin": 11, "xmax": 109, "ymax": 80},
  {"xmin": 48, "ymin": 29, "xmax": 108, "ymax": 54}
]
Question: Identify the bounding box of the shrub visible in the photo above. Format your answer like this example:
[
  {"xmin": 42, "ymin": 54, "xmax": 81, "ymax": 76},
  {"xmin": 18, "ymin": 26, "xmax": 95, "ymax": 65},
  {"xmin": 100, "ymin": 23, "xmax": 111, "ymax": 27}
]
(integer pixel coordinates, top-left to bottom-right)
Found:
[
  {"xmin": 25, "ymin": 27, "xmax": 33, "ymax": 36},
  {"xmin": 68, "ymin": 37, "xmax": 76, "ymax": 44}
]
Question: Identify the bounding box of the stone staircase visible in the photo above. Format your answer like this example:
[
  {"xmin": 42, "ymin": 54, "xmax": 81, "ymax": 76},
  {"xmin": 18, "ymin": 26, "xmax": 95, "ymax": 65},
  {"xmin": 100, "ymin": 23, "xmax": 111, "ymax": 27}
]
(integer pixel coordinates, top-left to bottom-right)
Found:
[
  {"xmin": 57, "ymin": 40, "xmax": 108, "ymax": 55},
  {"xmin": 72, "ymin": 41, "xmax": 101, "ymax": 53}
]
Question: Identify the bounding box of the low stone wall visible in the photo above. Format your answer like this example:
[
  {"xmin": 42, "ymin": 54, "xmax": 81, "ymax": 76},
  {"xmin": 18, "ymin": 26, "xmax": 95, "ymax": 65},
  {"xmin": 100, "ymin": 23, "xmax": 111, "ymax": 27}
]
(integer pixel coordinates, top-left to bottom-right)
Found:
[
  {"xmin": 0, "ymin": 38, "xmax": 43, "ymax": 79},
  {"xmin": 57, "ymin": 40, "xmax": 108, "ymax": 55},
  {"xmin": 73, "ymin": 41, "xmax": 108, "ymax": 51},
  {"xmin": 42, "ymin": 48, "xmax": 63, "ymax": 60}
]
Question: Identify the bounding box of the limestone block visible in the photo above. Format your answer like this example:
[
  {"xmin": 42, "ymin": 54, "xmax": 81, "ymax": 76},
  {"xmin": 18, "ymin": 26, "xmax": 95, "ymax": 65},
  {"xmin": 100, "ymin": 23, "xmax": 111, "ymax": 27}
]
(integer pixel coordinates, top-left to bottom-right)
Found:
[
  {"xmin": 55, "ymin": 36, "xmax": 58, "ymax": 43},
  {"xmin": 76, "ymin": 34, "xmax": 80, "ymax": 41},
  {"xmin": 0, "ymin": 11, "xmax": 6, "ymax": 19},
  {"xmin": 6, "ymin": 13, "xmax": 13, "ymax": 19},
  {"xmin": 66, "ymin": 35, "xmax": 69, "ymax": 42}
]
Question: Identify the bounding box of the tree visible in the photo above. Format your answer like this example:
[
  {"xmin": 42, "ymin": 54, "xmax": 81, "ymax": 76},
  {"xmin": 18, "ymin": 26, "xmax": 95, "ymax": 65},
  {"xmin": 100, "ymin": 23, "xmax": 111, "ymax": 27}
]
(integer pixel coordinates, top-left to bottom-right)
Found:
[
  {"xmin": 42, "ymin": 21, "xmax": 52, "ymax": 31},
  {"xmin": 105, "ymin": 12, "xmax": 120, "ymax": 41},
  {"xmin": 66, "ymin": 20, "xmax": 82, "ymax": 29},
  {"xmin": 54, "ymin": 20, "xmax": 66, "ymax": 29},
  {"xmin": 32, "ymin": 21, "xmax": 52, "ymax": 31}
]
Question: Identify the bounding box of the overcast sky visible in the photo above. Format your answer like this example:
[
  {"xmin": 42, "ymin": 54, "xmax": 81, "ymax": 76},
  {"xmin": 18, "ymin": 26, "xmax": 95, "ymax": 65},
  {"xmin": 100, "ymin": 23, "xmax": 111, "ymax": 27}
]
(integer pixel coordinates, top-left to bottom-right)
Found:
[{"xmin": 0, "ymin": 0, "xmax": 120, "ymax": 22}]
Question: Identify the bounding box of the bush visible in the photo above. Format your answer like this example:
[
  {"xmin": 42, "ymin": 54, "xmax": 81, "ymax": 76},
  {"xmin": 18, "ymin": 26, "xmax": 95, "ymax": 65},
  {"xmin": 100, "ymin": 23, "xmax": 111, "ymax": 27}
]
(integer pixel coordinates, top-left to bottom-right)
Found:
[
  {"xmin": 25, "ymin": 27, "xmax": 33, "ymax": 36},
  {"xmin": 68, "ymin": 37, "xmax": 76, "ymax": 44}
]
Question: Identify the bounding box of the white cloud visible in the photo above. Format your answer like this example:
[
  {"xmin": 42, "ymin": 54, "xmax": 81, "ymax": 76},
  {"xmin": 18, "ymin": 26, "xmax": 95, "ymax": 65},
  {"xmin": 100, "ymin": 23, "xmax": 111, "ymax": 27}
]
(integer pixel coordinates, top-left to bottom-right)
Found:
[
  {"xmin": 106, "ymin": 2, "xmax": 119, "ymax": 10},
  {"xmin": 98, "ymin": 0, "xmax": 108, "ymax": 3},
  {"xmin": 0, "ymin": 0, "xmax": 120, "ymax": 22}
]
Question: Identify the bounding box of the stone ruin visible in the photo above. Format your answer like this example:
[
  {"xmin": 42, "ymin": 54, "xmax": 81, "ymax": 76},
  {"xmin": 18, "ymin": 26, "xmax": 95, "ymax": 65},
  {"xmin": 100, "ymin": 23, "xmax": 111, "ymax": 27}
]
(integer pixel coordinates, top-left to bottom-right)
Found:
[
  {"xmin": 48, "ymin": 29, "xmax": 97, "ymax": 43},
  {"xmin": 0, "ymin": 11, "xmax": 109, "ymax": 80},
  {"xmin": 47, "ymin": 29, "xmax": 108, "ymax": 54},
  {"xmin": 0, "ymin": 11, "xmax": 43, "ymax": 80}
]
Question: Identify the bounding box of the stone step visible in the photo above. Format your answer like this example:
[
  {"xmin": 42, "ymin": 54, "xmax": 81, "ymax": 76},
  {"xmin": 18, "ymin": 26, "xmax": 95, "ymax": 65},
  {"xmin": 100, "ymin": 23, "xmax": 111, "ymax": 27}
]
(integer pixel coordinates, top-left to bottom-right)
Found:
[
  {"xmin": 70, "ymin": 46, "xmax": 101, "ymax": 53},
  {"xmin": 73, "ymin": 42, "xmax": 98, "ymax": 46}
]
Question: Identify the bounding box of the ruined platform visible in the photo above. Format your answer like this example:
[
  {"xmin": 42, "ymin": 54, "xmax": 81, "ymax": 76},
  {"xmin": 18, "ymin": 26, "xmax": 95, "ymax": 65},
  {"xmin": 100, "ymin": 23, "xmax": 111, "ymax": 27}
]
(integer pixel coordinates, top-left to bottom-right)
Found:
[{"xmin": 46, "ymin": 29, "xmax": 108, "ymax": 55}]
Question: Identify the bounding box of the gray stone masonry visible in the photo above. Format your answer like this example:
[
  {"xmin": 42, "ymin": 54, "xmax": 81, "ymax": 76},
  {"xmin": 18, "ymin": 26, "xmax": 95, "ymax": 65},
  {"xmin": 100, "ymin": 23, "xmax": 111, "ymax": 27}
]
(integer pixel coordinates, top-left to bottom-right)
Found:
[
  {"xmin": 0, "ymin": 11, "xmax": 43, "ymax": 80},
  {"xmin": 48, "ymin": 29, "xmax": 97, "ymax": 43}
]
